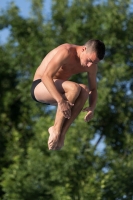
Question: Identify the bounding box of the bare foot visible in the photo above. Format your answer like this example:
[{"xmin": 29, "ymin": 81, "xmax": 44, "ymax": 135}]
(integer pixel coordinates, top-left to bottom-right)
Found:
[
  {"xmin": 48, "ymin": 126, "xmax": 60, "ymax": 150},
  {"xmin": 56, "ymin": 134, "xmax": 65, "ymax": 150}
]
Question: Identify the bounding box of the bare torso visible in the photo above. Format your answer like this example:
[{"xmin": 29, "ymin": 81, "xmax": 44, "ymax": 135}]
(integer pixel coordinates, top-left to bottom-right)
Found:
[{"xmin": 33, "ymin": 43, "xmax": 90, "ymax": 81}]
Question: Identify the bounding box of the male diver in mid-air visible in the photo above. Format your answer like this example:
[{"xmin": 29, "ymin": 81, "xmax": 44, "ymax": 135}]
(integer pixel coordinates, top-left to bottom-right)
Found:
[{"xmin": 31, "ymin": 39, "xmax": 105, "ymax": 150}]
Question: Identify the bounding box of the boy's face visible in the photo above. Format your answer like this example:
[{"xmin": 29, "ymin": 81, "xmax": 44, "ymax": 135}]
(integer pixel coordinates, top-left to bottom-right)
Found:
[{"xmin": 80, "ymin": 48, "xmax": 99, "ymax": 68}]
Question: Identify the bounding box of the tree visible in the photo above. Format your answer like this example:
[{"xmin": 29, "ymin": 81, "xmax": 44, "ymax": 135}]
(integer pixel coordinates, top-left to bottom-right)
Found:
[{"xmin": 0, "ymin": 0, "xmax": 133, "ymax": 199}]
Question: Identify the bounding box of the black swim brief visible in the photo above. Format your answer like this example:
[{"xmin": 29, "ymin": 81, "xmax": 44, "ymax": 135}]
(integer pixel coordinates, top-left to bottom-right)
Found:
[{"xmin": 31, "ymin": 79, "xmax": 50, "ymax": 105}]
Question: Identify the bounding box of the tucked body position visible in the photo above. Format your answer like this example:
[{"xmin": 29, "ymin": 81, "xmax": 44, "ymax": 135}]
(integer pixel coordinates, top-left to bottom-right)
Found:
[{"xmin": 31, "ymin": 39, "xmax": 105, "ymax": 150}]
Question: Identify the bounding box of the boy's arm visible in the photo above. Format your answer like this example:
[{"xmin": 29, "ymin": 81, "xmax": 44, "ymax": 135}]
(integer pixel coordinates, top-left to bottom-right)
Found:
[
  {"xmin": 87, "ymin": 70, "xmax": 98, "ymax": 111},
  {"xmin": 41, "ymin": 48, "xmax": 72, "ymax": 119},
  {"xmin": 83, "ymin": 65, "xmax": 98, "ymax": 122},
  {"xmin": 41, "ymin": 48, "xmax": 68, "ymax": 102}
]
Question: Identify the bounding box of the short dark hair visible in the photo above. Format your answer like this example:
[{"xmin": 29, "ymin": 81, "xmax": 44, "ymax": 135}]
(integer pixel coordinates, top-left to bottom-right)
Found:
[{"xmin": 85, "ymin": 39, "xmax": 105, "ymax": 60}]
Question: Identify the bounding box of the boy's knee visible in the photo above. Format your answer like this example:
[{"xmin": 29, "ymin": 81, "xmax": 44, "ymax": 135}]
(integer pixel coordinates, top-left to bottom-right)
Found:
[
  {"xmin": 80, "ymin": 84, "xmax": 89, "ymax": 98},
  {"xmin": 70, "ymin": 83, "xmax": 81, "ymax": 95},
  {"xmin": 66, "ymin": 83, "xmax": 81, "ymax": 101}
]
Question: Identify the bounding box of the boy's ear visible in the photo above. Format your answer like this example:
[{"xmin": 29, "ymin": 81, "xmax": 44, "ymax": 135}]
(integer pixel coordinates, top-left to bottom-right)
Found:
[{"xmin": 82, "ymin": 46, "xmax": 87, "ymax": 52}]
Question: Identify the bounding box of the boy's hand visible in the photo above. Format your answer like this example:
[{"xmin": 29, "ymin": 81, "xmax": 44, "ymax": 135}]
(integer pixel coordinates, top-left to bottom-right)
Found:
[{"xmin": 82, "ymin": 107, "xmax": 94, "ymax": 122}]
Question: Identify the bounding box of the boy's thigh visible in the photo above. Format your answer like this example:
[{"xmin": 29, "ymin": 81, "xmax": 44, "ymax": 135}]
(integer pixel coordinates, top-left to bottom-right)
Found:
[
  {"xmin": 34, "ymin": 81, "xmax": 56, "ymax": 104},
  {"xmin": 54, "ymin": 79, "xmax": 80, "ymax": 93},
  {"xmin": 34, "ymin": 79, "xmax": 79, "ymax": 104}
]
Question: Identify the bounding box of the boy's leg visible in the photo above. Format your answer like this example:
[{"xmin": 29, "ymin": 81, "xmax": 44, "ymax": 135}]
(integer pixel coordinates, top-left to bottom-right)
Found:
[
  {"xmin": 48, "ymin": 82, "xmax": 82, "ymax": 150},
  {"xmin": 57, "ymin": 84, "xmax": 89, "ymax": 149},
  {"xmin": 34, "ymin": 79, "xmax": 82, "ymax": 149}
]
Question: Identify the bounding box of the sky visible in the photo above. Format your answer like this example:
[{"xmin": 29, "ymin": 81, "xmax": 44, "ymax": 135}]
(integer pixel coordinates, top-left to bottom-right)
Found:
[
  {"xmin": 1, "ymin": 0, "xmax": 133, "ymax": 43},
  {"xmin": 0, "ymin": 0, "xmax": 51, "ymax": 43}
]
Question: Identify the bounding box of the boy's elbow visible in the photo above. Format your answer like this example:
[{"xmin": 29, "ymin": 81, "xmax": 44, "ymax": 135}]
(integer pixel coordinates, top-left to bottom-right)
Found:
[
  {"xmin": 89, "ymin": 87, "xmax": 97, "ymax": 93},
  {"xmin": 42, "ymin": 73, "xmax": 52, "ymax": 83}
]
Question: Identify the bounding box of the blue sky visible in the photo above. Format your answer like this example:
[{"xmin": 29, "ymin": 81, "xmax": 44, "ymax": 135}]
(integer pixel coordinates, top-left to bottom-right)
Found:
[
  {"xmin": 0, "ymin": 0, "xmax": 31, "ymax": 17},
  {"xmin": 1, "ymin": 0, "xmax": 133, "ymax": 43},
  {"xmin": 0, "ymin": 0, "xmax": 51, "ymax": 43}
]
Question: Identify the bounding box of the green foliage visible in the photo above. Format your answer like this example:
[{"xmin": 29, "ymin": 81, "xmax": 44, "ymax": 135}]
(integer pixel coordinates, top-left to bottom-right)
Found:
[{"xmin": 0, "ymin": 0, "xmax": 133, "ymax": 199}]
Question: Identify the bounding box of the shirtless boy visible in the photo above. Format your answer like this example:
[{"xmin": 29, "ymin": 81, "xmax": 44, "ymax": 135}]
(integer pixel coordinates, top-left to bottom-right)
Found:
[{"xmin": 31, "ymin": 39, "xmax": 105, "ymax": 150}]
